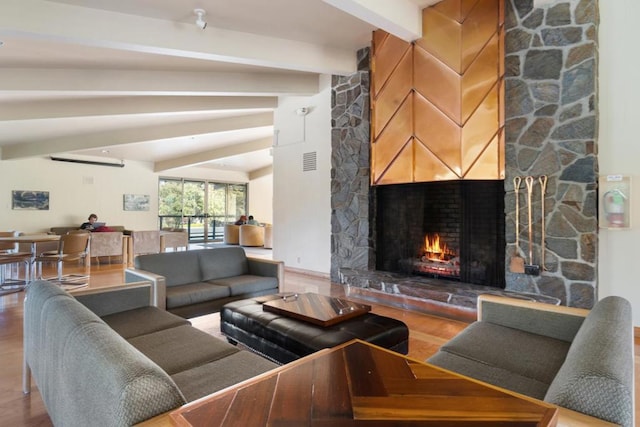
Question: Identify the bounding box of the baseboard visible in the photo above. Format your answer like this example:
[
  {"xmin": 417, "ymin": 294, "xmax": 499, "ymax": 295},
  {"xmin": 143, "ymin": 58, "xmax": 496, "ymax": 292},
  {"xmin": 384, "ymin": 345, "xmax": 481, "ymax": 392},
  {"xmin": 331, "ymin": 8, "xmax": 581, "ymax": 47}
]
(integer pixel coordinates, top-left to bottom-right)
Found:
[{"xmin": 284, "ymin": 266, "xmax": 330, "ymax": 279}]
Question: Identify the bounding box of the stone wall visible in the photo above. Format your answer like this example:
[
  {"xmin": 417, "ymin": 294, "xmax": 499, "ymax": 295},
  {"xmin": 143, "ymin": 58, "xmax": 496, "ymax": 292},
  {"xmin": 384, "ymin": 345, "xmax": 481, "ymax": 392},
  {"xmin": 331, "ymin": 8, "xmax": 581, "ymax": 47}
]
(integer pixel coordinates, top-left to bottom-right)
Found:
[
  {"xmin": 504, "ymin": 0, "xmax": 598, "ymax": 308},
  {"xmin": 330, "ymin": 48, "xmax": 373, "ymax": 282},
  {"xmin": 331, "ymin": 0, "xmax": 599, "ymax": 308}
]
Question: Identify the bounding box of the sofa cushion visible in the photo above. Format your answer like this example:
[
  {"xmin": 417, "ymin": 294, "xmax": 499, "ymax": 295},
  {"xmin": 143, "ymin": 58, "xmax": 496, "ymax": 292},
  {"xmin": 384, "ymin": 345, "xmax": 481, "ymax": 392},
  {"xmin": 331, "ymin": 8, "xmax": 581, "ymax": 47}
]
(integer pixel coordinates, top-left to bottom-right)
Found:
[
  {"xmin": 427, "ymin": 351, "xmax": 552, "ymax": 399},
  {"xmin": 198, "ymin": 247, "xmax": 249, "ymax": 280},
  {"xmin": 102, "ymin": 306, "xmax": 191, "ymax": 339},
  {"xmin": 166, "ymin": 282, "xmax": 230, "ymax": 309},
  {"xmin": 127, "ymin": 324, "xmax": 240, "ymax": 375},
  {"xmin": 136, "ymin": 251, "xmax": 202, "ymax": 286},
  {"xmin": 210, "ymin": 275, "xmax": 278, "ymax": 296},
  {"xmin": 433, "ymin": 322, "xmax": 571, "ymax": 389},
  {"xmin": 171, "ymin": 351, "xmax": 278, "ymax": 401}
]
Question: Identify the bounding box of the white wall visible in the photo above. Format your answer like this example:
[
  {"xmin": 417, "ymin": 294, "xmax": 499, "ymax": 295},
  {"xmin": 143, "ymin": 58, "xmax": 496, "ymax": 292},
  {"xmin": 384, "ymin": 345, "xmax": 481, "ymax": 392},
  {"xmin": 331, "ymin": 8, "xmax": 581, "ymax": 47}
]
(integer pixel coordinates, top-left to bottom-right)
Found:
[
  {"xmin": 0, "ymin": 157, "xmax": 158, "ymax": 232},
  {"xmin": 248, "ymin": 171, "xmax": 273, "ymax": 224},
  {"xmin": 272, "ymin": 75, "xmax": 332, "ymax": 274},
  {"xmin": 0, "ymin": 156, "xmax": 264, "ymax": 234},
  {"xmin": 598, "ymin": 0, "xmax": 640, "ymax": 326}
]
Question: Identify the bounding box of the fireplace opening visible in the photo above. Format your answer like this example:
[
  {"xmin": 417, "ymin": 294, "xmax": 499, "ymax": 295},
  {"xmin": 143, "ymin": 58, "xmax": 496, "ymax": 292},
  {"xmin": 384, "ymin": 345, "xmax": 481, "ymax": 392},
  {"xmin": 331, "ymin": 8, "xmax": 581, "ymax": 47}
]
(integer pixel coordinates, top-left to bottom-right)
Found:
[{"xmin": 375, "ymin": 180, "xmax": 505, "ymax": 288}]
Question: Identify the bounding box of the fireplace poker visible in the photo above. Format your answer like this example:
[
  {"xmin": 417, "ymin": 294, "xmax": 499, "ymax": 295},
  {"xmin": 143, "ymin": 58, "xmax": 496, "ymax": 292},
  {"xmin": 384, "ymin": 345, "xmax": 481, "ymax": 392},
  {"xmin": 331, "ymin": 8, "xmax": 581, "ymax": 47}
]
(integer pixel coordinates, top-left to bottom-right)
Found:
[
  {"xmin": 524, "ymin": 176, "xmax": 540, "ymax": 275},
  {"xmin": 510, "ymin": 176, "xmax": 525, "ymax": 273},
  {"xmin": 539, "ymin": 175, "xmax": 548, "ymax": 271}
]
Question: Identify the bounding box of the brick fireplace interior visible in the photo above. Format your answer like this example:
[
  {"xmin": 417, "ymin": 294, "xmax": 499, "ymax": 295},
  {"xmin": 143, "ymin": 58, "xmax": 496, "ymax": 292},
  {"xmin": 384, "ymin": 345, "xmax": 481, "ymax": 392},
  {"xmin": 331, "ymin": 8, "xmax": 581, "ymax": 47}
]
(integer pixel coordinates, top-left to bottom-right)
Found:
[{"xmin": 376, "ymin": 180, "xmax": 505, "ymax": 288}]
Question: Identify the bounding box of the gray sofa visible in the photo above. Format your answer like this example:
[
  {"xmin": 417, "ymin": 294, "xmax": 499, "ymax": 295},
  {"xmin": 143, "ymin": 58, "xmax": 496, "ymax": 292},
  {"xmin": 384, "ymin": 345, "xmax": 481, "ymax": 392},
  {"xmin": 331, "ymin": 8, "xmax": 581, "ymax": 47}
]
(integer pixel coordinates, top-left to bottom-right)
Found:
[
  {"xmin": 23, "ymin": 280, "xmax": 277, "ymax": 427},
  {"xmin": 427, "ymin": 294, "xmax": 633, "ymax": 427},
  {"xmin": 125, "ymin": 246, "xmax": 283, "ymax": 318}
]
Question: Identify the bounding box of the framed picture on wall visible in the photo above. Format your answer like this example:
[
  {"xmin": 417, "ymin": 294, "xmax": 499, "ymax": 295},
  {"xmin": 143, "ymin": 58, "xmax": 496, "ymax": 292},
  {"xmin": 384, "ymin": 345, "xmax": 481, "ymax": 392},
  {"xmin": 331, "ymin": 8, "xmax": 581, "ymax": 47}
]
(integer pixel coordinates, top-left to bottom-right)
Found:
[
  {"xmin": 123, "ymin": 194, "xmax": 150, "ymax": 211},
  {"xmin": 12, "ymin": 190, "xmax": 50, "ymax": 210}
]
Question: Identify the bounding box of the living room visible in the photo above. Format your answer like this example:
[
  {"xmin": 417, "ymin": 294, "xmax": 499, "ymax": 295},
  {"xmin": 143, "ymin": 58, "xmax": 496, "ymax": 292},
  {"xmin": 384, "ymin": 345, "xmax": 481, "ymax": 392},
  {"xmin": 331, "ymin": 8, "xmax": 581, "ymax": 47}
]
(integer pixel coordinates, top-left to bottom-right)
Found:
[{"xmin": 1, "ymin": 0, "xmax": 638, "ymax": 425}]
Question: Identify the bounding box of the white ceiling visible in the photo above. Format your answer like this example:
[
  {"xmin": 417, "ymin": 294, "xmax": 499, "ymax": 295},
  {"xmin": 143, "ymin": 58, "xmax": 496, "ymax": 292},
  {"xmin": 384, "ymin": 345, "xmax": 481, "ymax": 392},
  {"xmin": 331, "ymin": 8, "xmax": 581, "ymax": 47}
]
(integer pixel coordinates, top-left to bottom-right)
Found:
[{"xmin": 0, "ymin": 0, "xmax": 439, "ymax": 174}]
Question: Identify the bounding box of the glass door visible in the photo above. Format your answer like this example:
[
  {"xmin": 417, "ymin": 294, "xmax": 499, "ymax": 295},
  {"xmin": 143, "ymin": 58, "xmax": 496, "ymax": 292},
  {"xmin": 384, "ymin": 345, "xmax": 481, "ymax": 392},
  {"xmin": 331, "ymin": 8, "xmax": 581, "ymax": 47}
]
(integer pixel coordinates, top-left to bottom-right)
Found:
[
  {"xmin": 159, "ymin": 178, "xmax": 247, "ymax": 243},
  {"xmin": 183, "ymin": 180, "xmax": 207, "ymax": 241},
  {"xmin": 208, "ymin": 183, "xmax": 227, "ymax": 241}
]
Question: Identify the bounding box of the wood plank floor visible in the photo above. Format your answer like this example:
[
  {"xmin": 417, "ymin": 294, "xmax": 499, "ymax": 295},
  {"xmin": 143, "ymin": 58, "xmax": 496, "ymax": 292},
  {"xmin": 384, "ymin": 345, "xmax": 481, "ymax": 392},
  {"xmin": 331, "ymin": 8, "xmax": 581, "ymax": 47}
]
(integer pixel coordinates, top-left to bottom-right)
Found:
[{"xmin": 1, "ymin": 260, "xmax": 638, "ymax": 426}]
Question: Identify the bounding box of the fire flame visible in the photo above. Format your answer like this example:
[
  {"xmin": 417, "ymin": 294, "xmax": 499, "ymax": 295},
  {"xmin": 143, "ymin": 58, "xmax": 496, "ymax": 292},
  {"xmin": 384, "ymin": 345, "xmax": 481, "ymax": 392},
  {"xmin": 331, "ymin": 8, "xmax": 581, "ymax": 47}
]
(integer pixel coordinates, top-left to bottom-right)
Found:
[{"xmin": 423, "ymin": 234, "xmax": 455, "ymax": 261}]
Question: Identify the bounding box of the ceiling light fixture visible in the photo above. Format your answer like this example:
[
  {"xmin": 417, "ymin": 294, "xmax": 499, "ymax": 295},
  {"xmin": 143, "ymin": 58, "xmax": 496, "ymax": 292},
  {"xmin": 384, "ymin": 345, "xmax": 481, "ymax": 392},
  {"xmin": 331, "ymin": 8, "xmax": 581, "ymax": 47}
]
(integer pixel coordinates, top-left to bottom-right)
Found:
[{"xmin": 194, "ymin": 9, "xmax": 207, "ymax": 30}]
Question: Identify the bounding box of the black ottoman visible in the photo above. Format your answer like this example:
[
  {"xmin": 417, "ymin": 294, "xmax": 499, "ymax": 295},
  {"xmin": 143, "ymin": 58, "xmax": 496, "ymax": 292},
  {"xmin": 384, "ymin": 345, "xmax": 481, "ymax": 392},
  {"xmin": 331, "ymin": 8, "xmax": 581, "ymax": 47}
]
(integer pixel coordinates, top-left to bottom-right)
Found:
[{"xmin": 220, "ymin": 296, "xmax": 409, "ymax": 364}]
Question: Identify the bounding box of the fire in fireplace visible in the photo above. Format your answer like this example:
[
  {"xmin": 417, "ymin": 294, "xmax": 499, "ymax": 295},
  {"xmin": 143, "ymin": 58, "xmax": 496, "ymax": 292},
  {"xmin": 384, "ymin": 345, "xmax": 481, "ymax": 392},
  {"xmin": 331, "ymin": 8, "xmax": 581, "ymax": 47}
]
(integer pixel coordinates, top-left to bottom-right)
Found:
[
  {"xmin": 375, "ymin": 180, "xmax": 505, "ymax": 288},
  {"xmin": 412, "ymin": 233, "xmax": 460, "ymax": 278}
]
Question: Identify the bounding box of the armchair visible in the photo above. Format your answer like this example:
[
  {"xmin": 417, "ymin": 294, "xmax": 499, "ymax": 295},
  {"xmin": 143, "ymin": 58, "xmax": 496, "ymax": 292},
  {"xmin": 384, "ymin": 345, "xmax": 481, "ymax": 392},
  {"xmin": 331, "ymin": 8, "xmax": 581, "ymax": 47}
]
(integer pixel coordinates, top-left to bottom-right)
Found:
[
  {"xmin": 88, "ymin": 231, "xmax": 128, "ymax": 264},
  {"xmin": 427, "ymin": 295, "xmax": 633, "ymax": 426},
  {"xmin": 127, "ymin": 230, "xmax": 160, "ymax": 265},
  {"xmin": 223, "ymin": 224, "xmax": 240, "ymax": 244},
  {"xmin": 239, "ymin": 224, "xmax": 264, "ymax": 247}
]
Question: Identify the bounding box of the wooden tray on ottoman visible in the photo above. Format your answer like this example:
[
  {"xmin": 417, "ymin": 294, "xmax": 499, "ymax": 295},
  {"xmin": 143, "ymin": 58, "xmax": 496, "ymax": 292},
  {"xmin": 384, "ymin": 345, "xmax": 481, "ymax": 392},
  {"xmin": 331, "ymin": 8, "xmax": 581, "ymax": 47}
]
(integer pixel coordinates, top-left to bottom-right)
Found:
[{"xmin": 262, "ymin": 292, "xmax": 371, "ymax": 327}]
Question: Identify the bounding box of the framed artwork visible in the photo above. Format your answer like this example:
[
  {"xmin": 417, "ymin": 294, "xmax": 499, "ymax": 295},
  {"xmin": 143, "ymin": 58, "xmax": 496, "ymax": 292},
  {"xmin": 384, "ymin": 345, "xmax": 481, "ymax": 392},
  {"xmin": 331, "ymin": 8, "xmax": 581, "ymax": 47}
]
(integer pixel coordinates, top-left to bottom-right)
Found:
[
  {"xmin": 12, "ymin": 190, "xmax": 50, "ymax": 210},
  {"xmin": 123, "ymin": 194, "xmax": 150, "ymax": 211}
]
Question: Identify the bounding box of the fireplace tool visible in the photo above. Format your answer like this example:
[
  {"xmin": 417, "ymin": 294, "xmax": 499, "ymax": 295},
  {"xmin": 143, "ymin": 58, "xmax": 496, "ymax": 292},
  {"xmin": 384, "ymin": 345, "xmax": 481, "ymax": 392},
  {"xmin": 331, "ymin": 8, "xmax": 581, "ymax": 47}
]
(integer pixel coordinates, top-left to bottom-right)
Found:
[
  {"xmin": 524, "ymin": 176, "xmax": 540, "ymax": 275},
  {"xmin": 510, "ymin": 176, "xmax": 525, "ymax": 273},
  {"xmin": 539, "ymin": 175, "xmax": 548, "ymax": 271}
]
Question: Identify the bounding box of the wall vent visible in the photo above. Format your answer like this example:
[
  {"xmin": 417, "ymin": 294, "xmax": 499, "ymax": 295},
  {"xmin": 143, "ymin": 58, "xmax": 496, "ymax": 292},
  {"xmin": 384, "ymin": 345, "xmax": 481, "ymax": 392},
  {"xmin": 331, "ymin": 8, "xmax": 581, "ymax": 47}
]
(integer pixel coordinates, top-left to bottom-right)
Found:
[{"xmin": 303, "ymin": 151, "xmax": 317, "ymax": 172}]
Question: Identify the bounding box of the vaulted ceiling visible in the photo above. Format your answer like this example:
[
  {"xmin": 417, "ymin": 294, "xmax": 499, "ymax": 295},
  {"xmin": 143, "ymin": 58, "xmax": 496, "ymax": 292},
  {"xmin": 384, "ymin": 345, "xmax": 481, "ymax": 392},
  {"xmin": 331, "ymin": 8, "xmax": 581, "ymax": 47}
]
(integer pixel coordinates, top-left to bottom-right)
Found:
[{"xmin": 0, "ymin": 0, "xmax": 439, "ymax": 175}]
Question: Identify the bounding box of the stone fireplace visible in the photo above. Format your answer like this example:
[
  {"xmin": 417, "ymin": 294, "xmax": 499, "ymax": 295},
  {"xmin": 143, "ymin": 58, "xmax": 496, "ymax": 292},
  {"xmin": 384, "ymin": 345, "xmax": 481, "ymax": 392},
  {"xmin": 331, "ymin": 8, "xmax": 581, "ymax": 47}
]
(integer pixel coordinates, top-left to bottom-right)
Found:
[{"xmin": 331, "ymin": 0, "xmax": 598, "ymax": 309}]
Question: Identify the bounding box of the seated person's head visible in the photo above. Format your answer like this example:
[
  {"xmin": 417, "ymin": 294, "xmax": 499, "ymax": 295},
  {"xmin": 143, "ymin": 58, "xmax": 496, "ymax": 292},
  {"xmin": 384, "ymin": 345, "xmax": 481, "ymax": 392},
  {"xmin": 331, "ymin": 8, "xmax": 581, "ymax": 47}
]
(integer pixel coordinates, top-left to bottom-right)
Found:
[{"xmin": 88, "ymin": 214, "xmax": 98, "ymax": 224}]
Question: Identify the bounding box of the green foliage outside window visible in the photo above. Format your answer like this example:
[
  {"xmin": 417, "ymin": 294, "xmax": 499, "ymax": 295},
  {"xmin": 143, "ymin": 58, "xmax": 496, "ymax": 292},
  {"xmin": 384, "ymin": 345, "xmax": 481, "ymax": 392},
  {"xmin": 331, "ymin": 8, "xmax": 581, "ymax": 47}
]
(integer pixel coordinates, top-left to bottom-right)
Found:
[{"xmin": 158, "ymin": 178, "xmax": 247, "ymax": 230}]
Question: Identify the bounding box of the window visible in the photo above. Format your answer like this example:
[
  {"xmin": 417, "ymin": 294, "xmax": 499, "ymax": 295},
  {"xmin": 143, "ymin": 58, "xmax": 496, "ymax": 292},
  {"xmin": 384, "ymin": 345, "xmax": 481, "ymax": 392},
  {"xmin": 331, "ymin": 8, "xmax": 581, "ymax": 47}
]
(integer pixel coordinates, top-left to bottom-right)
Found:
[{"xmin": 158, "ymin": 178, "xmax": 247, "ymax": 242}]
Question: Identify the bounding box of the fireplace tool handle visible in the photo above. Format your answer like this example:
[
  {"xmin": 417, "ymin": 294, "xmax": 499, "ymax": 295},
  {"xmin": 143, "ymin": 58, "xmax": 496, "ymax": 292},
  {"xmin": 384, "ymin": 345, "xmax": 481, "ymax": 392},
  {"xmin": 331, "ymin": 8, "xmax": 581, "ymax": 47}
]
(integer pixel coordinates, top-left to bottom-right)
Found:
[
  {"xmin": 514, "ymin": 176, "xmax": 522, "ymax": 250},
  {"xmin": 539, "ymin": 175, "xmax": 548, "ymax": 271},
  {"xmin": 524, "ymin": 176, "xmax": 539, "ymax": 275},
  {"xmin": 510, "ymin": 177, "xmax": 525, "ymax": 273}
]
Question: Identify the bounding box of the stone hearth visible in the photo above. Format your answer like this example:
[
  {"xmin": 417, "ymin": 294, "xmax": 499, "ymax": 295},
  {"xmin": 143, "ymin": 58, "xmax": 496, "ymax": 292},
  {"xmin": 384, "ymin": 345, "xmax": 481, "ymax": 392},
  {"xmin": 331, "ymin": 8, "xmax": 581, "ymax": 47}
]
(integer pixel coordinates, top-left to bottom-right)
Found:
[
  {"xmin": 331, "ymin": 0, "xmax": 599, "ymax": 310},
  {"xmin": 340, "ymin": 268, "xmax": 560, "ymax": 321}
]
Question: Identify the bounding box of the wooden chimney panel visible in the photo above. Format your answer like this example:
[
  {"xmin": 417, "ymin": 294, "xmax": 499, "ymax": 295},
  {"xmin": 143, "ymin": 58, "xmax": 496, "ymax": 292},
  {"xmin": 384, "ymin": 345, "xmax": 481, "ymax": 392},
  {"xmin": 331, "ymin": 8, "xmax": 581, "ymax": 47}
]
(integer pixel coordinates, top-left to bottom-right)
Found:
[{"xmin": 370, "ymin": 0, "xmax": 504, "ymax": 185}]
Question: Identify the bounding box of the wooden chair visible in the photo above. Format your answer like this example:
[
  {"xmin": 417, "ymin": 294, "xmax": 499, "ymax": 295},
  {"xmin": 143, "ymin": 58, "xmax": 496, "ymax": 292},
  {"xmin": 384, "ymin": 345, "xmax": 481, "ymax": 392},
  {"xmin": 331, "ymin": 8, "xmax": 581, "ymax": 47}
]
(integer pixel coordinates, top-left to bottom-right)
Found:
[{"xmin": 34, "ymin": 232, "xmax": 90, "ymax": 281}]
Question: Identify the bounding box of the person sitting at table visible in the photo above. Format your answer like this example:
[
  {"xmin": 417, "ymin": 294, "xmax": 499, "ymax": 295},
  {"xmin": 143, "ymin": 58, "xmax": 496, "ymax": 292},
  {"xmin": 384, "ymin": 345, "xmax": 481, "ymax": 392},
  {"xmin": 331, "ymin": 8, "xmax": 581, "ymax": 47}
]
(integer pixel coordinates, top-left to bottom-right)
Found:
[
  {"xmin": 80, "ymin": 213, "xmax": 111, "ymax": 232},
  {"xmin": 234, "ymin": 215, "xmax": 247, "ymax": 225},
  {"xmin": 247, "ymin": 215, "xmax": 259, "ymax": 225},
  {"xmin": 80, "ymin": 214, "xmax": 99, "ymax": 231}
]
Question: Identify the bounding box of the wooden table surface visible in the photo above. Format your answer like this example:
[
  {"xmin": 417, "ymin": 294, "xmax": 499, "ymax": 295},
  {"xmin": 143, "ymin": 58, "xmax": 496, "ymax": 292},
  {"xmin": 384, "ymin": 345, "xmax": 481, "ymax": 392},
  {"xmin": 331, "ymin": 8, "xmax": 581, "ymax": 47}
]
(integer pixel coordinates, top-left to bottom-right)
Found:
[
  {"xmin": 262, "ymin": 292, "xmax": 371, "ymax": 326},
  {"xmin": 168, "ymin": 339, "xmax": 559, "ymax": 427}
]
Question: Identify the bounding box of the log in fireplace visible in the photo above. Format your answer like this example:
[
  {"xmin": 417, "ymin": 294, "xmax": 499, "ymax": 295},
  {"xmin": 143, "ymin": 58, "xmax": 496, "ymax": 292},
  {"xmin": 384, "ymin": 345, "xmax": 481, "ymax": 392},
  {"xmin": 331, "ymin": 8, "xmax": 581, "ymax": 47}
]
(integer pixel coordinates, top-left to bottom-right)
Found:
[{"xmin": 376, "ymin": 180, "xmax": 505, "ymax": 288}]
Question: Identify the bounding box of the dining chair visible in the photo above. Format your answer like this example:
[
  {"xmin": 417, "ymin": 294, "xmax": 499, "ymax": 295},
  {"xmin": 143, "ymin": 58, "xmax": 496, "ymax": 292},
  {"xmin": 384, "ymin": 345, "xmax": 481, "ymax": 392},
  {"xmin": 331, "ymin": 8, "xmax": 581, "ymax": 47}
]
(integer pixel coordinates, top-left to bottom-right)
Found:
[
  {"xmin": 33, "ymin": 232, "xmax": 90, "ymax": 281},
  {"xmin": 0, "ymin": 231, "xmax": 32, "ymax": 287}
]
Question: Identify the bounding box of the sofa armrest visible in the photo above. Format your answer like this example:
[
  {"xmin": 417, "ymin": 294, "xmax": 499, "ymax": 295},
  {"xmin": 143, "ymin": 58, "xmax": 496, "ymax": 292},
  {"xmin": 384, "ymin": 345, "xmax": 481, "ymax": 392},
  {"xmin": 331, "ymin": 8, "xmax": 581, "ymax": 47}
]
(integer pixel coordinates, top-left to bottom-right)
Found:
[
  {"xmin": 247, "ymin": 257, "xmax": 284, "ymax": 290},
  {"xmin": 73, "ymin": 282, "xmax": 154, "ymax": 317},
  {"xmin": 477, "ymin": 295, "xmax": 589, "ymax": 342},
  {"xmin": 125, "ymin": 268, "xmax": 167, "ymax": 310},
  {"xmin": 544, "ymin": 296, "xmax": 633, "ymax": 427}
]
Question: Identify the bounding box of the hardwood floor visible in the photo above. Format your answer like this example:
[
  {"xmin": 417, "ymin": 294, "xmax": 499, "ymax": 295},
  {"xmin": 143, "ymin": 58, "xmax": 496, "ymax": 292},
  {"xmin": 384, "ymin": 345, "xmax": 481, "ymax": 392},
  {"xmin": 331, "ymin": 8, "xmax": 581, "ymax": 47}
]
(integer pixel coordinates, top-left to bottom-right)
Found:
[{"xmin": 1, "ymin": 261, "xmax": 638, "ymax": 426}]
